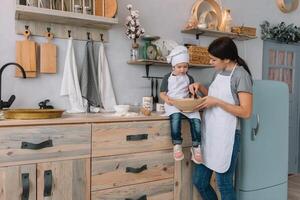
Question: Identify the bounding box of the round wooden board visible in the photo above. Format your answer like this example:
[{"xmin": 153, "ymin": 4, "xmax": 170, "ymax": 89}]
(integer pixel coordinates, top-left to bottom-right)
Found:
[{"xmin": 105, "ymin": 0, "xmax": 118, "ymax": 18}]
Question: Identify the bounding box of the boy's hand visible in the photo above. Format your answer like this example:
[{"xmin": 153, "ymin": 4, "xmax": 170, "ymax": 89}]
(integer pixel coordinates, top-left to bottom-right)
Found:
[{"xmin": 165, "ymin": 97, "xmax": 173, "ymax": 105}]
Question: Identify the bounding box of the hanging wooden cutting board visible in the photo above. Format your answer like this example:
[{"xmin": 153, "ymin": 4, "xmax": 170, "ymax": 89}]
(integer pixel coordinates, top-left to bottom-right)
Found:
[
  {"xmin": 40, "ymin": 32, "xmax": 57, "ymax": 74},
  {"xmin": 95, "ymin": 0, "xmax": 104, "ymax": 16},
  {"xmin": 104, "ymin": 0, "xmax": 117, "ymax": 18},
  {"xmin": 95, "ymin": 0, "xmax": 117, "ymax": 18},
  {"xmin": 16, "ymin": 30, "xmax": 37, "ymax": 77}
]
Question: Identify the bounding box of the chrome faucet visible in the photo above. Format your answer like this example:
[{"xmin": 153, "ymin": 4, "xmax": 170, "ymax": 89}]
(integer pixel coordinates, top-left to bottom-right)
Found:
[{"xmin": 0, "ymin": 62, "xmax": 26, "ymax": 109}]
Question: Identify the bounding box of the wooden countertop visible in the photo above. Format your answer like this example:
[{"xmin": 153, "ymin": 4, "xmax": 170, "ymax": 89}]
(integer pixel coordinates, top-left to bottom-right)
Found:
[{"xmin": 0, "ymin": 112, "xmax": 168, "ymax": 127}]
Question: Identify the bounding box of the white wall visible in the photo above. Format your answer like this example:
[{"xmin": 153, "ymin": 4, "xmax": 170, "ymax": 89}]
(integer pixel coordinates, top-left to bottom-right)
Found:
[{"xmin": 1, "ymin": 0, "xmax": 300, "ymax": 109}]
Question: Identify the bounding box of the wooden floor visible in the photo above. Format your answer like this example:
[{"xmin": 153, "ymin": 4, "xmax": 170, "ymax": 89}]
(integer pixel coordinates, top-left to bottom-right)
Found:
[{"xmin": 288, "ymin": 174, "xmax": 300, "ymax": 200}]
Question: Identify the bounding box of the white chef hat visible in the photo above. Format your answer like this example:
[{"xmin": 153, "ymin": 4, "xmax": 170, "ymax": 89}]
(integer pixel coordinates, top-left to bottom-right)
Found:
[{"xmin": 167, "ymin": 45, "xmax": 189, "ymax": 67}]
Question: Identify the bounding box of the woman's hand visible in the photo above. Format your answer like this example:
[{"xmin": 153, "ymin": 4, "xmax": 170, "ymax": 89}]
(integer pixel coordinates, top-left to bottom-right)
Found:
[
  {"xmin": 195, "ymin": 93, "xmax": 253, "ymax": 119},
  {"xmin": 189, "ymin": 83, "xmax": 208, "ymax": 97},
  {"xmin": 189, "ymin": 83, "xmax": 201, "ymax": 95},
  {"xmin": 196, "ymin": 96, "xmax": 220, "ymax": 110}
]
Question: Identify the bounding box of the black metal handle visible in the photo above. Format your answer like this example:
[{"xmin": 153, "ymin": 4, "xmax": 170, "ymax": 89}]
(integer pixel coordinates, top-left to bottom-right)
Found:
[
  {"xmin": 44, "ymin": 170, "xmax": 52, "ymax": 197},
  {"xmin": 126, "ymin": 165, "xmax": 147, "ymax": 174},
  {"xmin": 21, "ymin": 139, "xmax": 53, "ymax": 150},
  {"xmin": 125, "ymin": 195, "xmax": 147, "ymax": 200},
  {"xmin": 22, "ymin": 173, "xmax": 29, "ymax": 200},
  {"xmin": 126, "ymin": 134, "xmax": 148, "ymax": 141}
]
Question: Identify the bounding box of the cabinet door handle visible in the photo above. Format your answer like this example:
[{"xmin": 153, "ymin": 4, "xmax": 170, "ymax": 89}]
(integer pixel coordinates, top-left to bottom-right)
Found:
[
  {"xmin": 126, "ymin": 165, "xmax": 147, "ymax": 173},
  {"xmin": 21, "ymin": 139, "xmax": 53, "ymax": 150},
  {"xmin": 126, "ymin": 134, "xmax": 148, "ymax": 141},
  {"xmin": 125, "ymin": 195, "xmax": 147, "ymax": 200},
  {"xmin": 44, "ymin": 170, "xmax": 52, "ymax": 197},
  {"xmin": 22, "ymin": 173, "xmax": 29, "ymax": 200},
  {"xmin": 251, "ymin": 114, "xmax": 260, "ymax": 140}
]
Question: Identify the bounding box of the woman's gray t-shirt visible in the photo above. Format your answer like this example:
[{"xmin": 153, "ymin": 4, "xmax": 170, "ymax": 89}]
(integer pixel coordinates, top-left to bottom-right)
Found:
[{"xmin": 210, "ymin": 66, "xmax": 253, "ymax": 105}]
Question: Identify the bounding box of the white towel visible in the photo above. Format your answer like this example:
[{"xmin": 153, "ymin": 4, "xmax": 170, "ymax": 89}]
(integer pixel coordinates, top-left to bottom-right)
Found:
[
  {"xmin": 60, "ymin": 38, "xmax": 85, "ymax": 113},
  {"xmin": 98, "ymin": 42, "xmax": 117, "ymax": 112}
]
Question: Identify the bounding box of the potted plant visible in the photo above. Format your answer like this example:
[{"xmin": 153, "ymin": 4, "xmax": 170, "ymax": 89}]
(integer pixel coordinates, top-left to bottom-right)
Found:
[
  {"xmin": 125, "ymin": 4, "xmax": 145, "ymax": 60},
  {"xmin": 260, "ymin": 21, "xmax": 300, "ymax": 44}
]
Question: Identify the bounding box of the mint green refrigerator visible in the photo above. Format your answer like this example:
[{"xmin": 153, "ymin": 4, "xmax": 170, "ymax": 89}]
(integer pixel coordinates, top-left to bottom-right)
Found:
[{"xmin": 236, "ymin": 80, "xmax": 289, "ymax": 200}]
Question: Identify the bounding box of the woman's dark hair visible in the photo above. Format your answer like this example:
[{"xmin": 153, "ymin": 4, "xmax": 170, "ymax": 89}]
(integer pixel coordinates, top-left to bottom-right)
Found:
[{"xmin": 208, "ymin": 37, "xmax": 251, "ymax": 76}]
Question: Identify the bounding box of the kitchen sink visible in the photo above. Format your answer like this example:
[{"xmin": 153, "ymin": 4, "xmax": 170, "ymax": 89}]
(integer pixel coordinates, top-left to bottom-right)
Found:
[{"xmin": 3, "ymin": 109, "xmax": 64, "ymax": 120}]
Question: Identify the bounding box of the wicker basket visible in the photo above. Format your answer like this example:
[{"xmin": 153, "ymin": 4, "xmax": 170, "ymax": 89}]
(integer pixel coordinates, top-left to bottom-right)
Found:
[
  {"xmin": 231, "ymin": 26, "xmax": 257, "ymax": 37},
  {"xmin": 188, "ymin": 45, "xmax": 210, "ymax": 65}
]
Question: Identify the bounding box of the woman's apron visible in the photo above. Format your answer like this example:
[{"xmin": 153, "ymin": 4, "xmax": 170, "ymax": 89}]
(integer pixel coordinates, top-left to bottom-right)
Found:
[
  {"xmin": 202, "ymin": 66, "xmax": 237, "ymax": 173},
  {"xmin": 164, "ymin": 74, "xmax": 200, "ymax": 119}
]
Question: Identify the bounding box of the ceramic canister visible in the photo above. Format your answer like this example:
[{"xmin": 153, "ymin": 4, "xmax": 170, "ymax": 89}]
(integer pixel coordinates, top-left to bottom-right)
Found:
[
  {"xmin": 156, "ymin": 103, "xmax": 165, "ymax": 113},
  {"xmin": 142, "ymin": 96, "xmax": 153, "ymax": 111}
]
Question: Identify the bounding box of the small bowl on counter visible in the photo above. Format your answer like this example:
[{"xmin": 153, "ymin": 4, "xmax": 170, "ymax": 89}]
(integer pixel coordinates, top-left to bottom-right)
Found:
[{"xmin": 113, "ymin": 105, "xmax": 130, "ymax": 115}]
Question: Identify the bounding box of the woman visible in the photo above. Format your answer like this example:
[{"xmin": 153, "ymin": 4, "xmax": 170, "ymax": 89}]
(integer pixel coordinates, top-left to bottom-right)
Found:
[{"xmin": 190, "ymin": 37, "xmax": 253, "ymax": 200}]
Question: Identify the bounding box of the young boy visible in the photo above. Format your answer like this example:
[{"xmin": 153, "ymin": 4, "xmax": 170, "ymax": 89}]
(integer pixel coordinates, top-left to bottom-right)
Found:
[{"xmin": 160, "ymin": 46, "xmax": 206, "ymax": 164}]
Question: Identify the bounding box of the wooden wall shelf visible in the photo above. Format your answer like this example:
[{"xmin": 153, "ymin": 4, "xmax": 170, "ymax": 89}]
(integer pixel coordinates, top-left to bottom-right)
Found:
[
  {"xmin": 128, "ymin": 59, "xmax": 212, "ymax": 78},
  {"xmin": 181, "ymin": 28, "xmax": 257, "ymax": 41},
  {"xmin": 128, "ymin": 59, "xmax": 212, "ymax": 68},
  {"xmin": 15, "ymin": 5, "xmax": 118, "ymax": 30}
]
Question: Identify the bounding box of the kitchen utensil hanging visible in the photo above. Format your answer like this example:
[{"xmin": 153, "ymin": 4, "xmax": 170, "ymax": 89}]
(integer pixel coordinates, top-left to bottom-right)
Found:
[
  {"xmin": 40, "ymin": 28, "xmax": 57, "ymax": 74},
  {"xmin": 153, "ymin": 79, "xmax": 159, "ymax": 103},
  {"xmin": 151, "ymin": 78, "xmax": 154, "ymax": 99}
]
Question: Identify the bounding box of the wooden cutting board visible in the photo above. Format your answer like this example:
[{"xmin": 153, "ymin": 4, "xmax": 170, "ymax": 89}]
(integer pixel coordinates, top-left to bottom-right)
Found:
[
  {"xmin": 95, "ymin": 0, "xmax": 104, "ymax": 16},
  {"xmin": 95, "ymin": 0, "xmax": 117, "ymax": 18},
  {"xmin": 16, "ymin": 30, "xmax": 37, "ymax": 77},
  {"xmin": 40, "ymin": 32, "xmax": 57, "ymax": 74},
  {"xmin": 105, "ymin": 0, "xmax": 117, "ymax": 18}
]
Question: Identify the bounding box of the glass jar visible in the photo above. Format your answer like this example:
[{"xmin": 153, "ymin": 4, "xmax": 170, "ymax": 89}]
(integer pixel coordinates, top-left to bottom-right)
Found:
[
  {"xmin": 161, "ymin": 41, "xmax": 169, "ymax": 59},
  {"xmin": 130, "ymin": 42, "xmax": 139, "ymax": 61},
  {"xmin": 83, "ymin": 6, "xmax": 92, "ymax": 14},
  {"xmin": 0, "ymin": 111, "xmax": 4, "ymax": 120},
  {"xmin": 222, "ymin": 9, "xmax": 232, "ymax": 32},
  {"xmin": 130, "ymin": 47, "xmax": 139, "ymax": 61},
  {"xmin": 74, "ymin": 4, "xmax": 83, "ymax": 13}
]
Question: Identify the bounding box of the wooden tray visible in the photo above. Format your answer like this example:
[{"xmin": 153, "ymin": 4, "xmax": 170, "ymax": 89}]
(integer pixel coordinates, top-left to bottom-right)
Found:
[{"xmin": 4, "ymin": 109, "xmax": 64, "ymax": 120}]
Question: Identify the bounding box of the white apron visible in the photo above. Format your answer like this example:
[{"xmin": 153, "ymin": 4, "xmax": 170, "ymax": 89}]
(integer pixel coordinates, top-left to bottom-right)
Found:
[
  {"xmin": 202, "ymin": 66, "xmax": 237, "ymax": 173},
  {"xmin": 164, "ymin": 74, "xmax": 200, "ymax": 119}
]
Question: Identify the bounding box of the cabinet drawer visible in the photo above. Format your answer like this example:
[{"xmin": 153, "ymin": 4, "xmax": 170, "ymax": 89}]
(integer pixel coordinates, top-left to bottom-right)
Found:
[
  {"xmin": 91, "ymin": 178, "xmax": 174, "ymax": 200},
  {"xmin": 92, "ymin": 150, "xmax": 174, "ymax": 191},
  {"xmin": 0, "ymin": 124, "xmax": 91, "ymax": 166},
  {"xmin": 92, "ymin": 120, "xmax": 192, "ymax": 157}
]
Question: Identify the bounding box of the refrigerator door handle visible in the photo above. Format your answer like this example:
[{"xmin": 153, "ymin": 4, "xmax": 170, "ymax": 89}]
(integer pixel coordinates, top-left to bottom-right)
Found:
[{"xmin": 251, "ymin": 114, "xmax": 260, "ymax": 140}]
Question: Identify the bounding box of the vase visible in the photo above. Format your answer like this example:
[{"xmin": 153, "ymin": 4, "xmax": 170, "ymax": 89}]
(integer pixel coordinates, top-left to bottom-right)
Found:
[{"xmin": 130, "ymin": 42, "xmax": 139, "ymax": 61}]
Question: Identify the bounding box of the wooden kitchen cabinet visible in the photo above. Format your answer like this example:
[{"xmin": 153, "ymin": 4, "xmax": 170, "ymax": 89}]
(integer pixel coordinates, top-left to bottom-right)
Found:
[
  {"xmin": 0, "ymin": 164, "xmax": 36, "ymax": 200},
  {"xmin": 174, "ymin": 148, "xmax": 201, "ymax": 200},
  {"xmin": 0, "ymin": 159, "xmax": 90, "ymax": 200},
  {"xmin": 91, "ymin": 120, "xmax": 204, "ymax": 200},
  {"xmin": 37, "ymin": 159, "xmax": 90, "ymax": 200},
  {"xmin": 0, "ymin": 123, "xmax": 91, "ymax": 200},
  {"xmin": 0, "ymin": 115, "xmax": 219, "ymax": 200}
]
